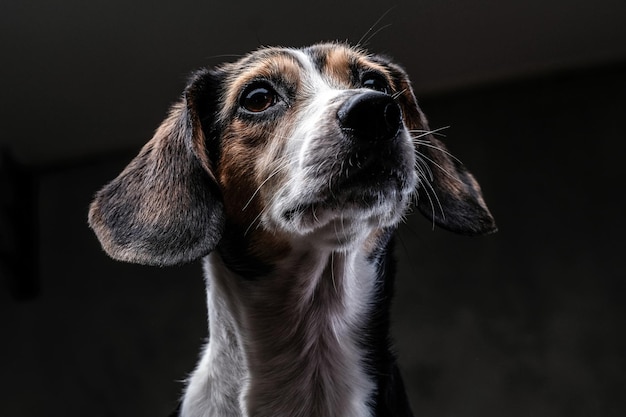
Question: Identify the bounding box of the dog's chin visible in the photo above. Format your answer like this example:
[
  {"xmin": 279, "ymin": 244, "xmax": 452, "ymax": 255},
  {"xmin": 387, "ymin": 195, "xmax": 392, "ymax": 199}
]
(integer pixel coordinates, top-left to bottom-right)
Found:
[{"xmin": 265, "ymin": 176, "xmax": 415, "ymax": 250}]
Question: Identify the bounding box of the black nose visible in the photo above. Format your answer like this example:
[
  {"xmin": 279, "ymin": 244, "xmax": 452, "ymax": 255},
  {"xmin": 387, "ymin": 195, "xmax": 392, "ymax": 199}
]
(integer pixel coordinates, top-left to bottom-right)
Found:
[{"xmin": 337, "ymin": 91, "xmax": 402, "ymax": 142}]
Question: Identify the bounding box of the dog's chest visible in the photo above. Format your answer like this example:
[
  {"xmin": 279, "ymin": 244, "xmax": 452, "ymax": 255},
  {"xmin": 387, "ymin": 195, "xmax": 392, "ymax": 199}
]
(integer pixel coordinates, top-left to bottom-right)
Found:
[{"xmin": 198, "ymin": 249, "xmax": 378, "ymax": 417}]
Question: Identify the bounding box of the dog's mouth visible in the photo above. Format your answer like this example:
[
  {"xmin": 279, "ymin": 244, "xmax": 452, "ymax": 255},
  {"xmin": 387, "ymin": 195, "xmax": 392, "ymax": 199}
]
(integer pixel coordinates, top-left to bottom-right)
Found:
[
  {"xmin": 330, "ymin": 145, "xmax": 412, "ymax": 195},
  {"xmin": 272, "ymin": 137, "xmax": 416, "ymax": 239}
]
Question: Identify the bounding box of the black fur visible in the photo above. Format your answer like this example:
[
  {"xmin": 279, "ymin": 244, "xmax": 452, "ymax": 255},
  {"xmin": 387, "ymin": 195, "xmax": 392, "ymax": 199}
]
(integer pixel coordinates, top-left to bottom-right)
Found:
[{"xmin": 364, "ymin": 229, "xmax": 415, "ymax": 417}]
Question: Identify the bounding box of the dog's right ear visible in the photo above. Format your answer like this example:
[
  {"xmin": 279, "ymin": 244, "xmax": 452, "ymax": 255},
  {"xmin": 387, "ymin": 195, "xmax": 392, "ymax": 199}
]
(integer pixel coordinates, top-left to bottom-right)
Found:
[{"xmin": 88, "ymin": 69, "xmax": 225, "ymax": 267}]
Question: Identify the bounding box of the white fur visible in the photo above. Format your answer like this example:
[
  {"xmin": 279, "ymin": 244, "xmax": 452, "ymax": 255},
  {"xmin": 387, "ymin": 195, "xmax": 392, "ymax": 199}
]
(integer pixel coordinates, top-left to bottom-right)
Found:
[
  {"xmin": 181, "ymin": 260, "xmax": 248, "ymax": 417},
  {"xmin": 182, "ymin": 242, "xmax": 378, "ymax": 417}
]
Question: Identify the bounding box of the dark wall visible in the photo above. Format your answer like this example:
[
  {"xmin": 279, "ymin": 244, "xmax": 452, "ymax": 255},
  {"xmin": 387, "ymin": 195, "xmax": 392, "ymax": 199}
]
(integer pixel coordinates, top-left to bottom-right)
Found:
[
  {"xmin": 1, "ymin": 63, "xmax": 624, "ymax": 417},
  {"xmin": 394, "ymin": 62, "xmax": 626, "ymax": 416}
]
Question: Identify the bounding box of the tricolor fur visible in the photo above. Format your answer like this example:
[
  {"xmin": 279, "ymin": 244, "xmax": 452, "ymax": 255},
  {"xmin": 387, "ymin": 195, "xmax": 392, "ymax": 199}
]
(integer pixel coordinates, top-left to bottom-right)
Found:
[{"xmin": 89, "ymin": 43, "xmax": 496, "ymax": 417}]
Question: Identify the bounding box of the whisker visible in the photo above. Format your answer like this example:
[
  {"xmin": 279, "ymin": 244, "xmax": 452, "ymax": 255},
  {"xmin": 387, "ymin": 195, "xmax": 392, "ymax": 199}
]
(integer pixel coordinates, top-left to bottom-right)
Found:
[
  {"xmin": 415, "ymin": 154, "xmax": 434, "ymax": 182},
  {"xmin": 244, "ymin": 188, "xmax": 286, "ymax": 236},
  {"xmin": 417, "ymin": 151, "xmax": 464, "ymax": 186},
  {"xmin": 412, "ymin": 140, "xmax": 463, "ymax": 164},
  {"xmin": 412, "ymin": 152, "xmax": 446, "ymax": 226},
  {"xmin": 360, "ymin": 23, "xmax": 393, "ymax": 47},
  {"xmin": 408, "ymin": 125, "xmax": 450, "ymax": 138},
  {"xmin": 416, "ymin": 174, "xmax": 445, "ymax": 229},
  {"xmin": 241, "ymin": 163, "xmax": 286, "ymax": 211},
  {"xmin": 392, "ymin": 88, "xmax": 407, "ymax": 100},
  {"xmin": 356, "ymin": 7, "xmax": 396, "ymax": 47},
  {"xmin": 244, "ymin": 209, "xmax": 266, "ymax": 237},
  {"xmin": 240, "ymin": 152, "xmax": 292, "ymax": 211}
]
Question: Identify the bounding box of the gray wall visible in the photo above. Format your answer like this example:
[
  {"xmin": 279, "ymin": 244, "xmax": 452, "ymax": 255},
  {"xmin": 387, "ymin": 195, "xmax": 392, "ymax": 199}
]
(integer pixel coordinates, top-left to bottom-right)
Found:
[{"xmin": 1, "ymin": 62, "xmax": 625, "ymax": 417}]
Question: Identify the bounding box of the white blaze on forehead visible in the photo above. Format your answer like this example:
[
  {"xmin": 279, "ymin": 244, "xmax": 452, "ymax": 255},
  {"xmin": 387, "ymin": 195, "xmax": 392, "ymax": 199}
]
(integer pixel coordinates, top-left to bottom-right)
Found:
[
  {"xmin": 287, "ymin": 49, "xmax": 347, "ymax": 170},
  {"xmin": 289, "ymin": 48, "xmax": 333, "ymax": 92}
]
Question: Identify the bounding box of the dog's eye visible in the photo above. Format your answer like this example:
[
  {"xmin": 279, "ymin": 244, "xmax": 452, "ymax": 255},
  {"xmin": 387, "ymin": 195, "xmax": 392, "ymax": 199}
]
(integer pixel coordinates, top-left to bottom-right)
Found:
[
  {"xmin": 240, "ymin": 83, "xmax": 278, "ymax": 113},
  {"xmin": 362, "ymin": 73, "xmax": 390, "ymax": 95}
]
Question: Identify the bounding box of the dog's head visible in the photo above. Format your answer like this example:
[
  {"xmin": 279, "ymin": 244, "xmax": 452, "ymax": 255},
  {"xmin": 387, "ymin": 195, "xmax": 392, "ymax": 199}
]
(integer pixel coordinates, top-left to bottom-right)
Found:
[{"xmin": 89, "ymin": 43, "xmax": 496, "ymax": 267}]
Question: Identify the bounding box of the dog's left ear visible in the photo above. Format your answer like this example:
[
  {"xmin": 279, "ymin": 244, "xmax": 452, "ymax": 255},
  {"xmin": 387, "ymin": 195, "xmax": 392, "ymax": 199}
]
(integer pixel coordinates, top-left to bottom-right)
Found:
[
  {"xmin": 385, "ymin": 62, "xmax": 497, "ymax": 236},
  {"xmin": 88, "ymin": 69, "xmax": 225, "ymax": 266}
]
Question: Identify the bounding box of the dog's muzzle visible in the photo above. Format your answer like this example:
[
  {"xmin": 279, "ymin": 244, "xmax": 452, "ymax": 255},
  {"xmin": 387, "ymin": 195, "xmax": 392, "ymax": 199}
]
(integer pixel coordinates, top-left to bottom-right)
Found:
[
  {"xmin": 270, "ymin": 89, "xmax": 415, "ymax": 236},
  {"xmin": 327, "ymin": 90, "xmax": 410, "ymax": 194}
]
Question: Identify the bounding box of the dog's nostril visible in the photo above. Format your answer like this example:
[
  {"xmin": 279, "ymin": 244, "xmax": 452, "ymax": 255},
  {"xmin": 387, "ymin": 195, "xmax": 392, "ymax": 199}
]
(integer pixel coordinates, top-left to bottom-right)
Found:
[
  {"xmin": 337, "ymin": 91, "xmax": 402, "ymax": 142},
  {"xmin": 383, "ymin": 101, "xmax": 401, "ymax": 135}
]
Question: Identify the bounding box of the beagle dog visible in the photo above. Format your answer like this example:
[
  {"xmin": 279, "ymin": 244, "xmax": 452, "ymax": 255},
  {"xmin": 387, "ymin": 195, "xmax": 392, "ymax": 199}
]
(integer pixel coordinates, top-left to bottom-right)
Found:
[{"xmin": 89, "ymin": 42, "xmax": 496, "ymax": 417}]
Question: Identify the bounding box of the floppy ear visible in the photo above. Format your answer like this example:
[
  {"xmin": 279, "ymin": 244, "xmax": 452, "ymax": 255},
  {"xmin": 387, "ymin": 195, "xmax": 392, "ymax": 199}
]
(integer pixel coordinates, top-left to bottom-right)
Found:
[
  {"xmin": 385, "ymin": 62, "xmax": 497, "ymax": 236},
  {"xmin": 88, "ymin": 69, "xmax": 225, "ymax": 266}
]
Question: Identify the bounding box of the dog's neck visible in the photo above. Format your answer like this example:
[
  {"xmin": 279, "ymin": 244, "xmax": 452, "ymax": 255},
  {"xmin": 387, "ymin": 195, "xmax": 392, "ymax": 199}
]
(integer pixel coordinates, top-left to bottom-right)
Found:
[{"xmin": 182, "ymin": 238, "xmax": 383, "ymax": 417}]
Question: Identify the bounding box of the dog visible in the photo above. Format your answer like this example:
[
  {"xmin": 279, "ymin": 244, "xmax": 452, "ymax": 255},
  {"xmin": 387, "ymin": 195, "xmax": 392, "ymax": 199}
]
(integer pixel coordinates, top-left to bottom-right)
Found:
[{"xmin": 88, "ymin": 42, "xmax": 496, "ymax": 417}]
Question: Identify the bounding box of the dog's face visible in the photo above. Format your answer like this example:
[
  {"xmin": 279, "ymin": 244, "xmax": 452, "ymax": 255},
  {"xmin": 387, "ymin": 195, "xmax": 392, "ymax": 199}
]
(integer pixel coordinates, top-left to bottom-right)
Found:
[
  {"xmin": 215, "ymin": 44, "xmax": 417, "ymax": 250},
  {"xmin": 89, "ymin": 43, "xmax": 496, "ymax": 267}
]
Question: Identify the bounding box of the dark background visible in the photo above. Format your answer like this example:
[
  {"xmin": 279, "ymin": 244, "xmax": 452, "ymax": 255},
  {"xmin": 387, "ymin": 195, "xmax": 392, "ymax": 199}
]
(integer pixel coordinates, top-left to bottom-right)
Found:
[{"xmin": 1, "ymin": 1, "xmax": 625, "ymax": 416}]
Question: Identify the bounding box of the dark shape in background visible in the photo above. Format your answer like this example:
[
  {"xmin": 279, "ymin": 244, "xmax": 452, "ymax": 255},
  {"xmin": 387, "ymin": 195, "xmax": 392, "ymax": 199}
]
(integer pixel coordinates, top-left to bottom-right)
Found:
[{"xmin": 0, "ymin": 150, "xmax": 39, "ymax": 300}]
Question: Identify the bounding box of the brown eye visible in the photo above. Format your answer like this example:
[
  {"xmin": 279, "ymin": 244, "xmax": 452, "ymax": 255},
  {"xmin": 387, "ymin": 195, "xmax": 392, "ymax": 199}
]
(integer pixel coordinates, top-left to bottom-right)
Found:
[
  {"xmin": 241, "ymin": 83, "xmax": 277, "ymax": 113},
  {"xmin": 362, "ymin": 73, "xmax": 390, "ymax": 95}
]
